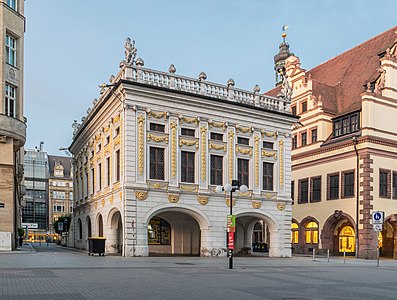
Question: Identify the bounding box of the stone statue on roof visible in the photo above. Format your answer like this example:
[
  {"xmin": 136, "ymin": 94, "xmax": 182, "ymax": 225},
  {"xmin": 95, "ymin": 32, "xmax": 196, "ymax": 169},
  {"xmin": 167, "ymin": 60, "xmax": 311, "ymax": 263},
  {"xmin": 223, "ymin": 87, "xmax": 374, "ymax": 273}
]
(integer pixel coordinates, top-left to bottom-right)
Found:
[
  {"xmin": 277, "ymin": 71, "xmax": 293, "ymax": 101},
  {"xmin": 125, "ymin": 37, "xmax": 137, "ymax": 65}
]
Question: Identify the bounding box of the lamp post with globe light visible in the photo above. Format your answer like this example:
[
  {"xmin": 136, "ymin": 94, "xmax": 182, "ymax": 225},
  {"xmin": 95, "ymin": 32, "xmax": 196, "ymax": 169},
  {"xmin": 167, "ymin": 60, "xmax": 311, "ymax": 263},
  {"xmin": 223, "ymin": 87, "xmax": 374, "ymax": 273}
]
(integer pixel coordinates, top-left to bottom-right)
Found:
[{"xmin": 216, "ymin": 180, "xmax": 248, "ymax": 269}]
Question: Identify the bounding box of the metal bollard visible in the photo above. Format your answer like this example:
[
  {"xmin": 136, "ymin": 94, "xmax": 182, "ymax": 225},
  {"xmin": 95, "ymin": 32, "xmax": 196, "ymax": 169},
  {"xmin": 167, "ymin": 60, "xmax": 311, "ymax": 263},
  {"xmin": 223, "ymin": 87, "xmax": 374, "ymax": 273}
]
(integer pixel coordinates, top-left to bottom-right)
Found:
[
  {"xmin": 344, "ymin": 251, "xmax": 346, "ymax": 264},
  {"xmin": 312, "ymin": 248, "xmax": 316, "ymax": 261},
  {"xmin": 376, "ymin": 247, "xmax": 380, "ymax": 267},
  {"xmin": 327, "ymin": 249, "xmax": 330, "ymax": 263}
]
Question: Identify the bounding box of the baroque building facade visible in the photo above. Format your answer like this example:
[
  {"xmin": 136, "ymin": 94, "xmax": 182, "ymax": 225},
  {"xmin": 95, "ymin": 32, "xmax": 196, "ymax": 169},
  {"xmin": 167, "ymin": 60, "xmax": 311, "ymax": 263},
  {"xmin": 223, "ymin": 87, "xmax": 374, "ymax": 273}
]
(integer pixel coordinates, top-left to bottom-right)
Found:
[
  {"xmin": 0, "ymin": 0, "xmax": 25, "ymax": 250},
  {"xmin": 70, "ymin": 39, "xmax": 297, "ymax": 257},
  {"xmin": 267, "ymin": 26, "xmax": 397, "ymax": 259}
]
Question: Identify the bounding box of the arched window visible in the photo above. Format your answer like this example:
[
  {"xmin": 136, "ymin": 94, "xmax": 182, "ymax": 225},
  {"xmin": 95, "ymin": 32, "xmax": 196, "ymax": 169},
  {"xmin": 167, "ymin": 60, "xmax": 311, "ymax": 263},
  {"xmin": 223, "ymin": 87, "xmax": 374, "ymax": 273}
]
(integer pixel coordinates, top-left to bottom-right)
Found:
[
  {"xmin": 148, "ymin": 217, "xmax": 171, "ymax": 245},
  {"xmin": 305, "ymin": 221, "xmax": 318, "ymax": 244},
  {"xmin": 98, "ymin": 214, "xmax": 103, "ymax": 237},
  {"xmin": 291, "ymin": 222, "xmax": 299, "ymax": 244},
  {"xmin": 87, "ymin": 216, "xmax": 92, "ymax": 238},
  {"xmin": 339, "ymin": 226, "xmax": 355, "ymax": 252},
  {"xmin": 253, "ymin": 222, "xmax": 263, "ymax": 243},
  {"xmin": 78, "ymin": 218, "xmax": 82, "ymax": 239}
]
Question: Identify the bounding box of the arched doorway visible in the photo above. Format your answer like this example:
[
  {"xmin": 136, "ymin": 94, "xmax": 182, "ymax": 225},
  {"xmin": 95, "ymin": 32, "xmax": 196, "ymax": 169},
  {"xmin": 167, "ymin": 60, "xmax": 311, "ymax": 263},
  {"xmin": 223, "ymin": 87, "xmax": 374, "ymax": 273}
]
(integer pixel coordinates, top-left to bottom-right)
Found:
[
  {"xmin": 291, "ymin": 221, "xmax": 299, "ymax": 254},
  {"xmin": 108, "ymin": 210, "xmax": 123, "ymax": 254},
  {"xmin": 148, "ymin": 211, "xmax": 200, "ymax": 256},
  {"xmin": 77, "ymin": 218, "xmax": 82, "ymax": 240},
  {"xmin": 338, "ymin": 225, "xmax": 355, "ymax": 253}
]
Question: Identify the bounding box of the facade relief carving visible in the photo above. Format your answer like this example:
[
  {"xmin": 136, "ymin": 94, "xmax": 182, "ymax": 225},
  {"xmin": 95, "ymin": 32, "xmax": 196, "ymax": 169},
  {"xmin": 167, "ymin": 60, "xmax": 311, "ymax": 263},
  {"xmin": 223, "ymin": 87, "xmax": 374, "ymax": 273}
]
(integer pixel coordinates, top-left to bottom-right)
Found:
[
  {"xmin": 135, "ymin": 190, "xmax": 148, "ymax": 201},
  {"xmin": 197, "ymin": 196, "xmax": 209, "ymax": 205},
  {"xmin": 168, "ymin": 193, "xmax": 180, "ymax": 203}
]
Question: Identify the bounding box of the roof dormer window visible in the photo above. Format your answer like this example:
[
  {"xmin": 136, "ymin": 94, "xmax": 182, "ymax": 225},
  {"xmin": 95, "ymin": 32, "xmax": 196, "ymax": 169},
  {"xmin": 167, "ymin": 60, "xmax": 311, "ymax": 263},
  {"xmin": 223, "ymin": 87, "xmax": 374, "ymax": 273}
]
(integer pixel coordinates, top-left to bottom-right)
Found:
[{"xmin": 333, "ymin": 112, "xmax": 360, "ymax": 138}]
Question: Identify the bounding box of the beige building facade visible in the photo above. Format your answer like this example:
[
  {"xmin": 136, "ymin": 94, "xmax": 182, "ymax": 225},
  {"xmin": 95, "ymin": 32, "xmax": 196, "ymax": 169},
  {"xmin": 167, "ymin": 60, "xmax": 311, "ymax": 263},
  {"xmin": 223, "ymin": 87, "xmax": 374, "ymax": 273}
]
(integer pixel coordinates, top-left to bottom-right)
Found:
[
  {"xmin": 0, "ymin": 0, "xmax": 25, "ymax": 250},
  {"xmin": 267, "ymin": 26, "xmax": 397, "ymax": 259},
  {"xmin": 70, "ymin": 39, "xmax": 297, "ymax": 257}
]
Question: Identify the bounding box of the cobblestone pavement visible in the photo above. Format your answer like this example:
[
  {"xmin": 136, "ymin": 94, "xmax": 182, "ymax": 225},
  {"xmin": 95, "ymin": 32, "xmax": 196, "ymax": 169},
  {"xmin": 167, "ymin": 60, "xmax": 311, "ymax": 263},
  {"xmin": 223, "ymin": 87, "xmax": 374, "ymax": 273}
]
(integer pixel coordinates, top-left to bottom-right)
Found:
[{"xmin": 1, "ymin": 243, "xmax": 397, "ymax": 299}]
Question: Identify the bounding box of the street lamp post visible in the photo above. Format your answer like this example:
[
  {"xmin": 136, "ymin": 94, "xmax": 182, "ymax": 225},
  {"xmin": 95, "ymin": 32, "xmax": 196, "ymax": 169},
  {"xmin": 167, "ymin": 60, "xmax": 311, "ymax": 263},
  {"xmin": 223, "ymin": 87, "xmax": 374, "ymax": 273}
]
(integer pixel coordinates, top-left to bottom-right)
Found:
[{"xmin": 216, "ymin": 180, "xmax": 248, "ymax": 269}]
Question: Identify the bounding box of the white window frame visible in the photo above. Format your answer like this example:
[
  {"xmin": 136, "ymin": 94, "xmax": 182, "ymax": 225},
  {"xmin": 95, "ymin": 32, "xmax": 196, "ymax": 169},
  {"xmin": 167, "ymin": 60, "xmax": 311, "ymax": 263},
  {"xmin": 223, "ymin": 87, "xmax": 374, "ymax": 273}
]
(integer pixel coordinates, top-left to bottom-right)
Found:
[
  {"xmin": 7, "ymin": 0, "xmax": 17, "ymax": 10},
  {"xmin": 5, "ymin": 84, "xmax": 16, "ymax": 118},
  {"xmin": 6, "ymin": 35, "xmax": 16, "ymax": 66}
]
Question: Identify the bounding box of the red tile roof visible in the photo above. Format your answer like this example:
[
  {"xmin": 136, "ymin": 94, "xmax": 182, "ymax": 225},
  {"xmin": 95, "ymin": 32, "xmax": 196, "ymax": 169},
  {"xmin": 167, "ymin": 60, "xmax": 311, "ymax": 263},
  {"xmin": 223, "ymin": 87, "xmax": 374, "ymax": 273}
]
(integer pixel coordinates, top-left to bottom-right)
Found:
[{"xmin": 266, "ymin": 26, "xmax": 397, "ymax": 116}]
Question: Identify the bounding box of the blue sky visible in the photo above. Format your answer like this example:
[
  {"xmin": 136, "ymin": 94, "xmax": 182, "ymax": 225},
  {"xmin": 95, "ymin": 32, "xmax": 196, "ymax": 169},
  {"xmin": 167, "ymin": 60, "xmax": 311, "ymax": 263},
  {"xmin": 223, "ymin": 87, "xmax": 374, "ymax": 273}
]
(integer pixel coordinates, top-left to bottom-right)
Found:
[{"xmin": 24, "ymin": 0, "xmax": 397, "ymax": 155}]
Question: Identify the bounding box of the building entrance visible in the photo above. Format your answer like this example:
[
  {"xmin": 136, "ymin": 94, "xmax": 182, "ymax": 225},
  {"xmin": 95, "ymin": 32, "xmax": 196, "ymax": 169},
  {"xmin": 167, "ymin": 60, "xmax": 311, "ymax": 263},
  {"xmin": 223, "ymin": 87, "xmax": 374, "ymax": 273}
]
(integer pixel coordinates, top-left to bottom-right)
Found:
[{"xmin": 338, "ymin": 226, "xmax": 355, "ymax": 253}]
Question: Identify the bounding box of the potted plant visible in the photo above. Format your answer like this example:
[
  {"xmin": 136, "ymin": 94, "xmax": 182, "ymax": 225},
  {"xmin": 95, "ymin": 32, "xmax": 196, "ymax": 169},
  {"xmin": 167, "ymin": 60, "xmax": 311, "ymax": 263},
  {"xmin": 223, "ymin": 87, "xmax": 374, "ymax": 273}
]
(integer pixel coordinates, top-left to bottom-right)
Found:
[{"xmin": 17, "ymin": 228, "xmax": 25, "ymax": 247}]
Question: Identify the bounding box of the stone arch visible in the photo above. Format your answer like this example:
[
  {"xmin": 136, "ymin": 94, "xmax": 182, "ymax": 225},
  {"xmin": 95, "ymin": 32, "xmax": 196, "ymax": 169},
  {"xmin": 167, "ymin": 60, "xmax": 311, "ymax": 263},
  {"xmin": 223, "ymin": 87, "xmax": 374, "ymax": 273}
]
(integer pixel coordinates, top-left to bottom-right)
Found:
[
  {"xmin": 95, "ymin": 213, "xmax": 104, "ymax": 237},
  {"xmin": 107, "ymin": 207, "xmax": 123, "ymax": 228},
  {"xmin": 321, "ymin": 211, "xmax": 355, "ymax": 255},
  {"xmin": 86, "ymin": 215, "xmax": 92, "ymax": 238},
  {"xmin": 106, "ymin": 208, "xmax": 123, "ymax": 254},
  {"xmin": 77, "ymin": 218, "xmax": 82, "ymax": 240},
  {"xmin": 383, "ymin": 214, "xmax": 397, "ymax": 257},
  {"xmin": 298, "ymin": 216, "xmax": 320, "ymax": 255},
  {"xmin": 143, "ymin": 203, "xmax": 211, "ymax": 230}
]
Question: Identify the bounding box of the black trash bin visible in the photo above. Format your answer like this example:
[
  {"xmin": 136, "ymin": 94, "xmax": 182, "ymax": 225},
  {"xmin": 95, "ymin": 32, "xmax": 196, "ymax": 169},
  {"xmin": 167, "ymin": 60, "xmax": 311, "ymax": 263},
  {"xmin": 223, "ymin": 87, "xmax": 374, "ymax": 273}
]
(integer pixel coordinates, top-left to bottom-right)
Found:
[{"xmin": 88, "ymin": 237, "xmax": 106, "ymax": 256}]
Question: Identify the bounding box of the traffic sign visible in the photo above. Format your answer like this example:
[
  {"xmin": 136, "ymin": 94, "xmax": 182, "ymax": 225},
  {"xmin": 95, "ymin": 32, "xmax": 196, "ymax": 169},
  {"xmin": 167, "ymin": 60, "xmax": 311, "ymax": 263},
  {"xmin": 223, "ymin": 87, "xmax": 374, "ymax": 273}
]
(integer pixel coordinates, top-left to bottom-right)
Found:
[
  {"xmin": 372, "ymin": 211, "xmax": 384, "ymax": 225},
  {"xmin": 373, "ymin": 224, "xmax": 383, "ymax": 232}
]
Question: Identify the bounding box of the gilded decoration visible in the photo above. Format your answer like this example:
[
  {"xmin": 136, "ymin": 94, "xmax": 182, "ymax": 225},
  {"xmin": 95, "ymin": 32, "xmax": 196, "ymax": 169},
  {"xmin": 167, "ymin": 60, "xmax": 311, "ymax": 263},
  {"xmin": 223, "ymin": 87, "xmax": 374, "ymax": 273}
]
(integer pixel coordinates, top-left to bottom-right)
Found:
[
  {"xmin": 208, "ymin": 120, "xmax": 227, "ymax": 130},
  {"xmin": 262, "ymin": 130, "xmax": 277, "ymax": 140},
  {"xmin": 201, "ymin": 126, "xmax": 207, "ymax": 182},
  {"xmin": 228, "ymin": 131, "xmax": 234, "ymax": 183},
  {"xmin": 226, "ymin": 198, "xmax": 236, "ymax": 207},
  {"xmin": 252, "ymin": 201, "xmax": 262, "ymax": 209},
  {"xmin": 113, "ymin": 115, "xmax": 120, "ymax": 124},
  {"xmin": 209, "ymin": 142, "xmax": 226, "ymax": 152},
  {"xmin": 263, "ymin": 192, "xmax": 277, "ymax": 199},
  {"xmin": 254, "ymin": 136, "xmax": 260, "ymax": 186},
  {"xmin": 235, "ymin": 146, "xmax": 252, "ymax": 156},
  {"xmin": 149, "ymin": 110, "xmax": 168, "ymax": 120},
  {"xmin": 110, "ymin": 195, "xmax": 114, "ymax": 204},
  {"xmin": 180, "ymin": 184, "xmax": 198, "ymax": 192},
  {"xmin": 277, "ymin": 202, "xmax": 286, "ymax": 211},
  {"xmin": 179, "ymin": 138, "xmax": 198, "ymax": 148},
  {"xmin": 237, "ymin": 126, "xmax": 253, "ymax": 133},
  {"xmin": 170, "ymin": 121, "xmax": 177, "ymax": 178},
  {"xmin": 179, "ymin": 115, "xmax": 199, "ymax": 126},
  {"xmin": 147, "ymin": 133, "xmax": 169, "ymax": 144},
  {"xmin": 101, "ymin": 199, "xmax": 105, "ymax": 207},
  {"xmin": 279, "ymin": 139, "xmax": 284, "ymax": 189},
  {"xmin": 119, "ymin": 191, "xmax": 123, "ymax": 201},
  {"xmin": 94, "ymin": 202, "xmax": 98, "ymax": 209},
  {"xmin": 198, "ymin": 196, "xmax": 209, "ymax": 205},
  {"xmin": 168, "ymin": 194, "xmax": 180, "ymax": 203},
  {"xmin": 137, "ymin": 115, "xmax": 145, "ymax": 175},
  {"xmin": 148, "ymin": 181, "xmax": 169, "ymax": 190},
  {"xmin": 135, "ymin": 190, "xmax": 148, "ymax": 201},
  {"xmin": 238, "ymin": 190, "xmax": 251, "ymax": 197},
  {"xmin": 262, "ymin": 150, "xmax": 277, "ymax": 160}
]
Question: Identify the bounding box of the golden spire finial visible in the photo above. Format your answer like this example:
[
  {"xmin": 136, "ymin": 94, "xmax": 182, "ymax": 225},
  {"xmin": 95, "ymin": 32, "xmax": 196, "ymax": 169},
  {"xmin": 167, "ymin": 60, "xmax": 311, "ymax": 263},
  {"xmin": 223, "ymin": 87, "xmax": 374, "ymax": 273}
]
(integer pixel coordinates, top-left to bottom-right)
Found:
[{"xmin": 282, "ymin": 25, "xmax": 289, "ymax": 41}]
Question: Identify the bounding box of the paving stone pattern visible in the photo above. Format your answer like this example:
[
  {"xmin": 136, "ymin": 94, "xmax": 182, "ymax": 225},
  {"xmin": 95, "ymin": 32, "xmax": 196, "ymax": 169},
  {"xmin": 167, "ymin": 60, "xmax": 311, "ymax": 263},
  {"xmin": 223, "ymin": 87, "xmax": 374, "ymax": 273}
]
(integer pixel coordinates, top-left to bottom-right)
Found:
[{"xmin": 0, "ymin": 243, "xmax": 396, "ymax": 299}]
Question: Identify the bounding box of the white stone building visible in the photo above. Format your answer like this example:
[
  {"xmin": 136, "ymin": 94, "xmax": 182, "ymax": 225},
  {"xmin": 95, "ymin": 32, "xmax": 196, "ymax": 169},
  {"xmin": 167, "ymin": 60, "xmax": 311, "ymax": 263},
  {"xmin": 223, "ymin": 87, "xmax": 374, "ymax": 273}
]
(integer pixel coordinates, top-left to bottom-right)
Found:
[{"xmin": 70, "ymin": 39, "xmax": 297, "ymax": 257}]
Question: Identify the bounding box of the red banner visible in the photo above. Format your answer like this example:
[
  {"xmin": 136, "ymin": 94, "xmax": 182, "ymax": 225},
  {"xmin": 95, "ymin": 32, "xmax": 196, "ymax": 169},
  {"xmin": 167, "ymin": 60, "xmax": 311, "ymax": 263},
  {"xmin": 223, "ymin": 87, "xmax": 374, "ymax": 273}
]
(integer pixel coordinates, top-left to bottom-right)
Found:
[{"xmin": 228, "ymin": 232, "xmax": 234, "ymax": 249}]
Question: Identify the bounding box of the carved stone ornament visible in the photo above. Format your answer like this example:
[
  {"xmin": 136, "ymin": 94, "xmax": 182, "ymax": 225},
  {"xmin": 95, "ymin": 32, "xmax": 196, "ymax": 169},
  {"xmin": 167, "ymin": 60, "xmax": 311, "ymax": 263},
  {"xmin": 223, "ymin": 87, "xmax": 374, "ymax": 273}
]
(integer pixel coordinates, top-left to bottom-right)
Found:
[
  {"xmin": 124, "ymin": 37, "xmax": 137, "ymax": 66},
  {"xmin": 277, "ymin": 202, "xmax": 286, "ymax": 211},
  {"xmin": 168, "ymin": 194, "xmax": 180, "ymax": 203},
  {"xmin": 198, "ymin": 196, "xmax": 209, "ymax": 205},
  {"xmin": 199, "ymin": 72, "xmax": 207, "ymax": 81},
  {"xmin": 101, "ymin": 199, "xmax": 105, "ymax": 207},
  {"xmin": 168, "ymin": 64, "xmax": 176, "ymax": 73},
  {"xmin": 135, "ymin": 190, "xmax": 148, "ymax": 201},
  {"xmin": 252, "ymin": 201, "xmax": 262, "ymax": 209},
  {"xmin": 0, "ymin": 136, "xmax": 6, "ymax": 143},
  {"xmin": 226, "ymin": 198, "xmax": 236, "ymax": 207},
  {"xmin": 374, "ymin": 67, "xmax": 386, "ymax": 95}
]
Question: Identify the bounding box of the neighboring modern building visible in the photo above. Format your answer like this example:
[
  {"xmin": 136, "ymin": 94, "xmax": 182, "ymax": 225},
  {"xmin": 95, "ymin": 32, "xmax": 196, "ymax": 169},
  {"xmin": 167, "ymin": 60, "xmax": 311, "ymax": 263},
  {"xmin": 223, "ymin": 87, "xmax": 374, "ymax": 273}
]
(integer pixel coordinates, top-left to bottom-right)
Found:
[
  {"xmin": 22, "ymin": 145, "xmax": 49, "ymax": 241},
  {"xmin": 70, "ymin": 38, "xmax": 297, "ymax": 257},
  {"xmin": 267, "ymin": 26, "xmax": 397, "ymax": 259},
  {"xmin": 0, "ymin": 0, "xmax": 26, "ymax": 250},
  {"xmin": 48, "ymin": 155, "xmax": 73, "ymax": 238}
]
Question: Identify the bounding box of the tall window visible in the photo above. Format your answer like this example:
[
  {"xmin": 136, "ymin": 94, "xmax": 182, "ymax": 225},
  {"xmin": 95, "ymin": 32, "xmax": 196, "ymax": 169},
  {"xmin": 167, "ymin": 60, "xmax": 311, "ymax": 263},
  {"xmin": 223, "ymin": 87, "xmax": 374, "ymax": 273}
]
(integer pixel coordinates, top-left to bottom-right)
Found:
[
  {"xmin": 6, "ymin": 35, "xmax": 16, "ymax": 66},
  {"xmin": 301, "ymin": 101, "xmax": 307, "ymax": 113},
  {"xmin": 292, "ymin": 135, "xmax": 297, "ymax": 149},
  {"xmin": 298, "ymin": 179, "xmax": 309, "ymax": 204},
  {"xmin": 90, "ymin": 168, "xmax": 94, "ymax": 194},
  {"xmin": 181, "ymin": 151, "xmax": 195, "ymax": 183},
  {"xmin": 311, "ymin": 129, "xmax": 317, "ymax": 143},
  {"xmin": 311, "ymin": 177, "xmax": 321, "ymax": 202},
  {"xmin": 305, "ymin": 222, "xmax": 318, "ymax": 244},
  {"xmin": 343, "ymin": 172, "xmax": 354, "ymax": 198},
  {"xmin": 379, "ymin": 170, "xmax": 389, "ymax": 198},
  {"xmin": 97, "ymin": 163, "xmax": 102, "ymax": 190},
  {"xmin": 291, "ymin": 223, "xmax": 299, "ymax": 244},
  {"xmin": 291, "ymin": 106, "xmax": 297, "ymax": 115},
  {"xmin": 328, "ymin": 174, "xmax": 339, "ymax": 200},
  {"xmin": 5, "ymin": 84, "xmax": 16, "ymax": 118},
  {"xmin": 393, "ymin": 172, "xmax": 397, "ymax": 199},
  {"xmin": 150, "ymin": 147, "xmax": 165, "ymax": 180},
  {"xmin": 291, "ymin": 180, "xmax": 295, "ymax": 204},
  {"xmin": 301, "ymin": 132, "xmax": 307, "ymax": 146},
  {"xmin": 106, "ymin": 157, "xmax": 110, "ymax": 187},
  {"xmin": 263, "ymin": 162, "xmax": 273, "ymax": 191},
  {"xmin": 115, "ymin": 150, "xmax": 120, "ymax": 182},
  {"xmin": 238, "ymin": 158, "xmax": 249, "ymax": 188},
  {"xmin": 7, "ymin": 0, "xmax": 17, "ymax": 10},
  {"xmin": 210, "ymin": 155, "xmax": 223, "ymax": 185}
]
